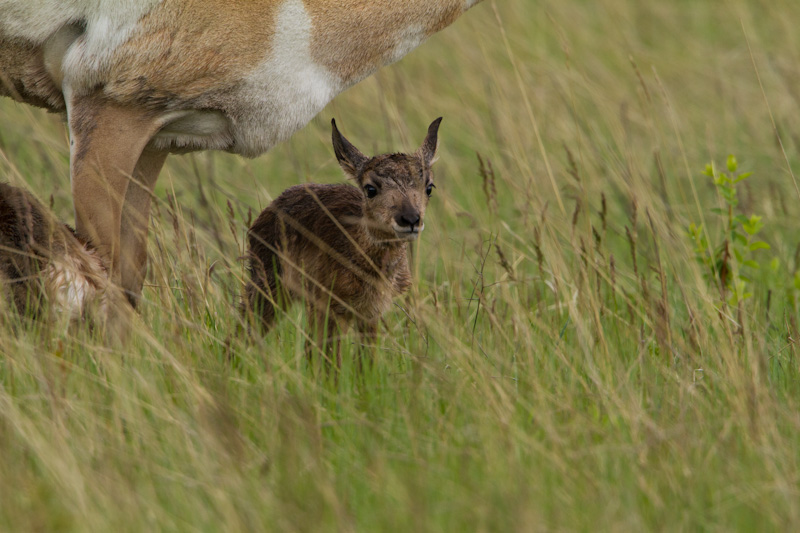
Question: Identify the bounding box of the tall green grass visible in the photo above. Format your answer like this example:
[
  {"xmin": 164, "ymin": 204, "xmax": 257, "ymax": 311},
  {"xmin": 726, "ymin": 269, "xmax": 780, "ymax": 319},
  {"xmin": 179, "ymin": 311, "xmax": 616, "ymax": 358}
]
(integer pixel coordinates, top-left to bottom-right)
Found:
[{"xmin": 3, "ymin": 0, "xmax": 800, "ymax": 529}]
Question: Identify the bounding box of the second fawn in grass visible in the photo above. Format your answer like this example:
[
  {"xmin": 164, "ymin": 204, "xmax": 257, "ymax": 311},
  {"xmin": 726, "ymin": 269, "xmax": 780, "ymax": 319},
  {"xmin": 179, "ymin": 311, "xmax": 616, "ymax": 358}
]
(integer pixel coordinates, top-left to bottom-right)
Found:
[
  {"xmin": 245, "ymin": 117, "xmax": 442, "ymax": 369},
  {"xmin": 0, "ymin": 182, "xmax": 123, "ymax": 327}
]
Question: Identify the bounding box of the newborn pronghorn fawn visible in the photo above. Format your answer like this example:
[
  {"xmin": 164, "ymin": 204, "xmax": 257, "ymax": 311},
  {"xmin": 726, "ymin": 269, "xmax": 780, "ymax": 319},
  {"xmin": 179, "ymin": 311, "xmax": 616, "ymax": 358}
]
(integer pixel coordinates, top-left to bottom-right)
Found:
[
  {"xmin": 0, "ymin": 182, "xmax": 119, "ymax": 325},
  {"xmin": 245, "ymin": 118, "xmax": 441, "ymax": 369}
]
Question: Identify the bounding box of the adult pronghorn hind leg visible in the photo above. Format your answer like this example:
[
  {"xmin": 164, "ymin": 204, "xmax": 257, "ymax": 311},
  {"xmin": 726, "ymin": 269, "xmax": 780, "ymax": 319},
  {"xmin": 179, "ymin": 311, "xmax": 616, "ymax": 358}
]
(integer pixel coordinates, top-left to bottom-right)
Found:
[
  {"xmin": 120, "ymin": 148, "xmax": 168, "ymax": 306},
  {"xmin": 67, "ymin": 89, "xmax": 165, "ymax": 296}
]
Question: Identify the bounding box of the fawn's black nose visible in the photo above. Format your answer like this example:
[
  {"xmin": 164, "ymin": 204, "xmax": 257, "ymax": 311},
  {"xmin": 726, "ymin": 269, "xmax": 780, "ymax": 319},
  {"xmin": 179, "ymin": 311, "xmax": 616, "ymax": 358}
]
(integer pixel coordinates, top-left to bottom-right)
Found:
[{"xmin": 395, "ymin": 212, "xmax": 421, "ymax": 230}]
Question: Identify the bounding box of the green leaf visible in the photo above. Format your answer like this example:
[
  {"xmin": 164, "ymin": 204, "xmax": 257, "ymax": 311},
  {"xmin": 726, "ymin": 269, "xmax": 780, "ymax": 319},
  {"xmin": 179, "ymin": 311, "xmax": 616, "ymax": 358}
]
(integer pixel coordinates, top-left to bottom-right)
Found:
[
  {"xmin": 743, "ymin": 219, "xmax": 764, "ymax": 235},
  {"xmin": 733, "ymin": 232, "xmax": 748, "ymax": 245},
  {"xmin": 710, "ymin": 207, "xmax": 726, "ymax": 215},
  {"xmin": 727, "ymin": 154, "xmax": 737, "ymax": 172},
  {"xmin": 742, "ymin": 260, "xmax": 759, "ymax": 269},
  {"xmin": 749, "ymin": 241, "xmax": 770, "ymax": 251},
  {"xmin": 714, "ymin": 172, "xmax": 730, "ymax": 186},
  {"xmin": 733, "ymin": 171, "xmax": 753, "ymax": 183},
  {"xmin": 742, "ymin": 216, "xmax": 759, "ymax": 234}
]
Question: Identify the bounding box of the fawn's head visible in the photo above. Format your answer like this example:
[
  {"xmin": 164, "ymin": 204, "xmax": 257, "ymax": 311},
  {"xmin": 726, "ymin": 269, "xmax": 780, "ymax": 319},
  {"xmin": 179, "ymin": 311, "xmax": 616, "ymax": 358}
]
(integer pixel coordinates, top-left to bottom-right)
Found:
[{"xmin": 331, "ymin": 117, "xmax": 441, "ymax": 242}]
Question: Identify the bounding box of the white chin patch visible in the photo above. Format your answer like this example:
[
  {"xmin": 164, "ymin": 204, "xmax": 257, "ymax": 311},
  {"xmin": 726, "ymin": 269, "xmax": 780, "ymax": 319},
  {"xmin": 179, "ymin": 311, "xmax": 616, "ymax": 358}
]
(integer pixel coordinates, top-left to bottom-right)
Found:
[{"xmin": 392, "ymin": 224, "xmax": 424, "ymax": 240}]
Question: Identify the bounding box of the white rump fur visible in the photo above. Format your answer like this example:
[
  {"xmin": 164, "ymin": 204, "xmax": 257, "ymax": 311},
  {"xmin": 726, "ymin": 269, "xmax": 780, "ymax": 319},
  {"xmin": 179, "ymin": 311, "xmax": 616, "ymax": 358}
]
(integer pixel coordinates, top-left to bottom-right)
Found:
[{"xmin": 44, "ymin": 246, "xmax": 109, "ymax": 321}]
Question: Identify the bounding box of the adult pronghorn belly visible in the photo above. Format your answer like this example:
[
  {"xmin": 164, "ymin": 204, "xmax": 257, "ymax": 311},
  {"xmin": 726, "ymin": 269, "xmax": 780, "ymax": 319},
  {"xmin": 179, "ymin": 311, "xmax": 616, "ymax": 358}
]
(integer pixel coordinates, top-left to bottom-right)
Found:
[
  {"xmin": 146, "ymin": 0, "xmax": 343, "ymax": 156},
  {"xmin": 1, "ymin": 0, "xmax": 477, "ymax": 156},
  {"xmin": 145, "ymin": 0, "xmax": 468, "ymax": 157}
]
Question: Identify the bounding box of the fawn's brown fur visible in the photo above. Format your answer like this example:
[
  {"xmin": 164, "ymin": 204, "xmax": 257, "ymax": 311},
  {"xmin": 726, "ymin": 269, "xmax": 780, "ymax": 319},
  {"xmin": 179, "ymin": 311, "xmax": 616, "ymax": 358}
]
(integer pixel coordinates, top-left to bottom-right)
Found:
[
  {"xmin": 0, "ymin": 182, "xmax": 118, "ymax": 324},
  {"xmin": 245, "ymin": 118, "xmax": 441, "ymax": 368}
]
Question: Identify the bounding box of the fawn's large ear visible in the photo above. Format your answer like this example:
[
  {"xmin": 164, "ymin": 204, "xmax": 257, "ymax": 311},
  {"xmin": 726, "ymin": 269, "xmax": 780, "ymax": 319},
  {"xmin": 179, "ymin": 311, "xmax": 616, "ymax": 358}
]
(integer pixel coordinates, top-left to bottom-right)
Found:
[
  {"xmin": 418, "ymin": 117, "xmax": 442, "ymax": 168},
  {"xmin": 332, "ymin": 119, "xmax": 368, "ymax": 178}
]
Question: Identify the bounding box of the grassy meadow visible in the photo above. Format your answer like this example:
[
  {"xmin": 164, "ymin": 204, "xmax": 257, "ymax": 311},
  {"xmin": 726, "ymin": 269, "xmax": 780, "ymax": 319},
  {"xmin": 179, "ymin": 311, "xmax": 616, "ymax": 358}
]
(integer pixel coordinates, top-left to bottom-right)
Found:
[{"xmin": 4, "ymin": 0, "xmax": 800, "ymax": 529}]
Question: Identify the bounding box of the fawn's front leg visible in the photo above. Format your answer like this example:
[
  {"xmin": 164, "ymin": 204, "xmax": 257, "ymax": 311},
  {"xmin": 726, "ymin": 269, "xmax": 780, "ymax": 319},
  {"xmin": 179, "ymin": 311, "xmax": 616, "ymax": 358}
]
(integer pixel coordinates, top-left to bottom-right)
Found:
[
  {"xmin": 307, "ymin": 308, "xmax": 344, "ymax": 373},
  {"xmin": 355, "ymin": 320, "xmax": 379, "ymax": 374}
]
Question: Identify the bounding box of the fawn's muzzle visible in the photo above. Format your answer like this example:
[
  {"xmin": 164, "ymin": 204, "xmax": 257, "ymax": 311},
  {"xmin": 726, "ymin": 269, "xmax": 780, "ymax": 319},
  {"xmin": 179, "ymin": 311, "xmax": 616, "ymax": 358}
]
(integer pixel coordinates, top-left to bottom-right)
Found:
[{"xmin": 395, "ymin": 212, "xmax": 421, "ymax": 229}]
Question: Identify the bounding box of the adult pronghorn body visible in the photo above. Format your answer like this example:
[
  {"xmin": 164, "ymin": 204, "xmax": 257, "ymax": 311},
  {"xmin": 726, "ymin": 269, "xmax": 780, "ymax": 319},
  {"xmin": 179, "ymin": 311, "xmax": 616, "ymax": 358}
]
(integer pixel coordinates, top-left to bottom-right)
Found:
[{"xmin": 0, "ymin": 0, "xmax": 482, "ymax": 305}]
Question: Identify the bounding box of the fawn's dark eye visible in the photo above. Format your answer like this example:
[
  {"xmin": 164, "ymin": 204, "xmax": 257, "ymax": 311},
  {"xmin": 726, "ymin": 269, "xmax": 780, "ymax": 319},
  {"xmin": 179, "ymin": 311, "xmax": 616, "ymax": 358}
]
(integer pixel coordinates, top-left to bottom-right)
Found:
[
  {"xmin": 364, "ymin": 184, "xmax": 378, "ymax": 198},
  {"xmin": 426, "ymin": 183, "xmax": 435, "ymax": 197}
]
